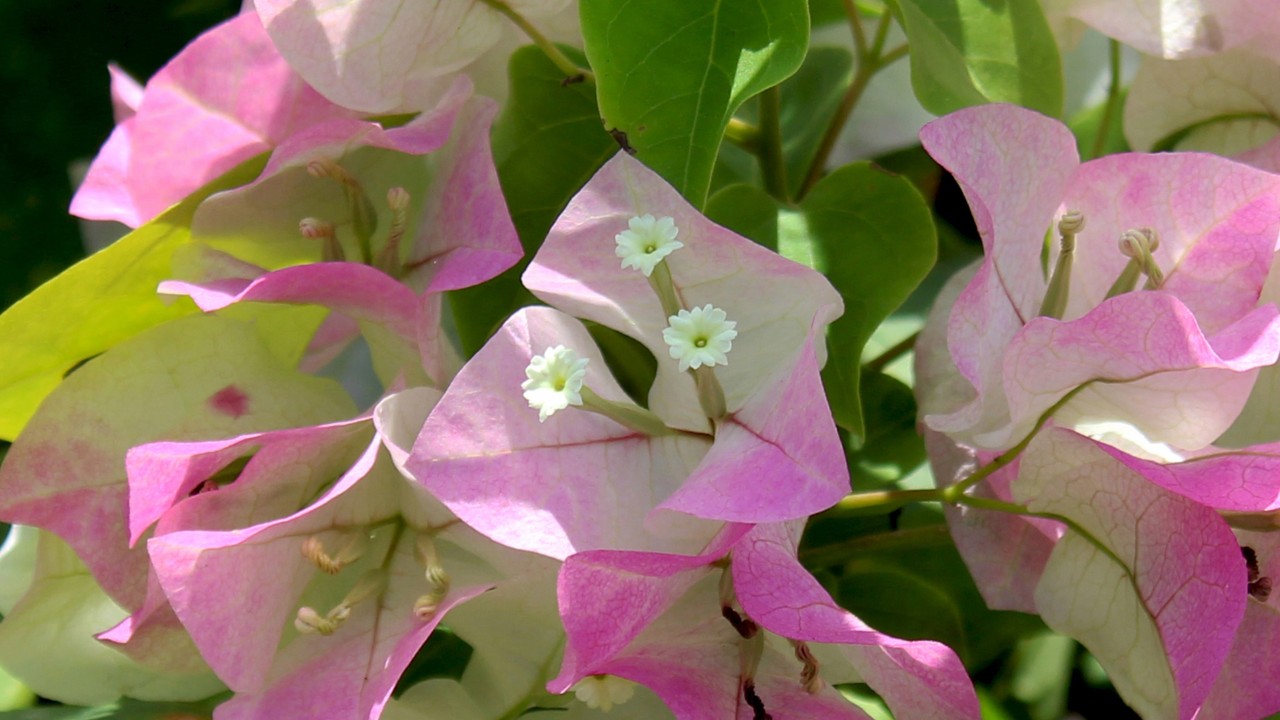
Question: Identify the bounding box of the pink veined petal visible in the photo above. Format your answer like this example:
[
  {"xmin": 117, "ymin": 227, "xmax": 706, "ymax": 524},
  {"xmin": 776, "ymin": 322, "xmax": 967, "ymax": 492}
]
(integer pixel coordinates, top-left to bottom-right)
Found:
[
  {"xmin": 659, "ymin": 330, "xmax": 849, "ymax": 522},
  {"xmin": 71, "ymin": 12, "xmax": 356, "ymax": 227},
  {"xmin": 524, "ymin": 152, "xmax": 843, "ymax": 433},
  {"xmin": 731, "ymin": 524, "xmax": 981, "ymax": 720},
  {"xmin": 997, "ymin": 294, "xmax": 1280, "ymax": 451},
  {"xmin": 407, "ymin": 306, "xmax": 719, "ymax": 560},
  {"xmin": 126, "ymin": 418, "xmax": 370, "ymax": 547},
  {"xmin": 1198, "ymin": 528, "xmax": 1280, "ymax": 718},
  {"xmin": 918, "ymin": 104, "xmax": 1078, "ymax": 441},
  {"xmin": 1093, "ymin": 437, "xmax": 1280, "ymax": 512},
  {"xmin": 1045, "ymin": 0, "xmax": 1274, "ymax": 58},
  {"xmin": 1015, "ymin": 428, "xmax": 1247, "ymax": 720},
  {"xmin": 550, "ymin": 526, "xmax": 749, "ymax": 692}
]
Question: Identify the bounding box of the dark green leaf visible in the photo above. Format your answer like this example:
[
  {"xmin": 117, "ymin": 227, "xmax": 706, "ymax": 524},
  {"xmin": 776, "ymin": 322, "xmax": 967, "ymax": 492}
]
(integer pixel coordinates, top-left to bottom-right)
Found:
[
  {"xmin": 585, "ymin": 322, "xmax": 658, "ymax": 407},
  {"xmin": 449, "ymin": 45, "xmax": 615, "ymax": 355},
  {"xmin": 804, "ymin": 523, "xmax": 1045, "ymax": 669},
  {"xmin": 581, "ymin": 0, "xmax": 809, "ymax": 206},
  {"xmin": 0, "ymin": 694, "xmax": 227, "ymax": 720},
  {"xmin": 705, "ymin": 183, "xmax": 779, "ymax": 252},
  {"xmin": 847, "ymin": 372, "xmax": 925, "ymax": 487},
  {"xmin": 392, "ymin": 628, "xmax": 473, "ymax": 697},
  {"xmin": 799, "ymin": 162, "xmax": 936, "ymax": 444},
  {"xmin": 891, "ymin": 0, "xmax": 1063, "ymax": 117}
]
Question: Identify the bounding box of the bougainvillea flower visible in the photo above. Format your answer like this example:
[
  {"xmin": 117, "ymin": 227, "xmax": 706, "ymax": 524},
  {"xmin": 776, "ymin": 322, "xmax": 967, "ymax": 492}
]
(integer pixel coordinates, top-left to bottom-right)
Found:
[
  {"xmin": 146, "ymin": 388, "xmax": 559, "ymax": 719},
  {"xmin": 917, "ymin": 103, "xmax": 1280, "ymax": 453},
  {"xmin": 524, "ymin": 152, "xmax": 844, "ymax": 435},
  {"xmin": 551, "ymin": 522, "xmax": 980, "ymax": 719},
  {"xmin": 253, "ymin": 0, "xmax": 575, "ymax": 113},
  {"xmin": 1124, "ymin": 44, "xmax": 1280, "ymax": 171},
  {"xmin": 916, "ymin": 103, "xmax": 1280, "ymax": 717},
  {"xmin": 1010, "ymin": 428, "xmax": 1246, "ymax": 719},
  {"xmin": 408, "ymin": 303, "xmax": 844, "ymax": 565},
  {"xmin": 185, "ymin": 77, "xmax": 520, "ymax": 292},
  {"xmin": 70, "ymin": 12, "xmax": 357, "ymax": 228},
  {"xmin": 1198, "ymin": 527, "xmax": 1280, "ymax": 719},
  {"xmin": 0, "ymin": 315, "xmax": 354, "ymax": 611},
  {"xmin": 1042, "ymin": 0, "xmax": 1271, "ymax": 58}
]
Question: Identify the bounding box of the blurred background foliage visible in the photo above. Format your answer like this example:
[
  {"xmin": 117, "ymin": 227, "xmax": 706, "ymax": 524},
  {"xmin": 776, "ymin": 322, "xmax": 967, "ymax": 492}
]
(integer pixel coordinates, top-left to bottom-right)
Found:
[{"xmin": 0, "ymin": 0, "xmax": 240, "ymax": 311}]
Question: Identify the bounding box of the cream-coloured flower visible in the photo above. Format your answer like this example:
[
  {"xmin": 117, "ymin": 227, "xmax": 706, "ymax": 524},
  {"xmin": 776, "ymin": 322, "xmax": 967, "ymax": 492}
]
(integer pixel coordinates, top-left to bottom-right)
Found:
[
  {"xmin": 571, "ymin": 674, "xmax": 637, "ymax": 711},
  {"xmin": 615, "ymin": 214, "xmax": 682, "ymax": 276},
  {"xmin": 522, "ymin": 345, "xmax": 589, "ymax": 422},
  {"xmin": 662, "ymin": 305, "xmax": 738, "ymax": 372}
]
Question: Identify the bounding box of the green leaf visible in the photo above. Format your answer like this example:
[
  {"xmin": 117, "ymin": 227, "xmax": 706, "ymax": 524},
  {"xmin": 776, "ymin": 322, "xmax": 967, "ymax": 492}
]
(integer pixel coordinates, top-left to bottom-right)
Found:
[
  {"xmin": 706, "ymin": 165, "xmax": 935, "ymax": 444},
  {"xmin": 0, "ymin": 662, "xmax": 34, "ymax": 711},
  {"xmin": 847, "ymin": 372, "xmax": 926, "ymax": 487},
  {"xmin": 891, "ymin": 0, "xmax": 1063, "ymax": 117},
  {"xmin": 0, "ymin": 154, "xmax": 266, "ymax": 441},
  {"xmin": 839, "ymin": 557, "xmax": 969, "ymax": 655},
  {"xmin": 450, "ymin": 45, "xmax": 615, "ymax": 356},
  {"xmin": 705, "ymin": 183, "xmax": 779, "ymax": 252},
  {"xmin": 1008, "ymin": 633, "xmax": 1075, "ymax": 720},
  {"xmin": 0, "ymin": 694, "xmax": 226, "ymax": 720},
  {"xmin": 804, "ymin": 523, "xmax": 1045, "ymax": 669},
  {"xmin": 799, "ymin": 162, "xmax": 936, "ymax": 444},
  {"xmin": 581, "ymin": 0, "xmax": 810, "ymax": 206}
]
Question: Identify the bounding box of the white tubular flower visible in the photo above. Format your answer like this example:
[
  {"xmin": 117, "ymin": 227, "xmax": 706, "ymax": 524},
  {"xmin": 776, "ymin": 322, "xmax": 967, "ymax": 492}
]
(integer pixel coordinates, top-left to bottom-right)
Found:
[
  {"xmin": 663, "ymin": 305, "xmax": 738, "ymax": 372},
  {"xmin": 522, "ymin": 345, "xmax": 590, "ymax": 422},
  {"xmin": 571, "ymin": 674, "xmax": 637, "ymax": 711},
  {"xmin": 615, "ymin": 214, "xmax": 683, "ymax": 276}
]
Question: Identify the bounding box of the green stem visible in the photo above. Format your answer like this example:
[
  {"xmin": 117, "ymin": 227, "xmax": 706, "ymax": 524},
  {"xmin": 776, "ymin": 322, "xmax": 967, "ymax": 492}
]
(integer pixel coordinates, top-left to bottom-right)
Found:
[
  {"xmin": 834, "ymin": 487, "xmax": 945, "ymax": 513},
  {"xmin": 862, "ymin": 331, "xmax": 919, "ymax": 375},
  {"xmin": 1089, "ymin": 39, "xmax": 1123, "ymax": 160},
  {"xmin": 955, "ymin": 494, "xmax": 1131, "ymax": 573},
  {"xmin": 943, "ymin": 386, "xmax": 1084, "ymax": 500},
  {"xmin": 580, "ymin": 386, "xmax": 679, "ymax": 437},
  {"xmin": 758, "ymin": 86, "xmax": 789, "ymax": 201},
  {"xmin": 797, "ymin": 12, "xmax": 904, "ymax": 200},
  {"xmin": 480, "ymin": 0, "xmax": 594, "ymax": 83},
  {"xmin": 725, "ymin": 118, "xmax": 761, "ymax": 151},
  {"xmin": 843, "ymin": 0, "xmax": 868, "ymax": 55}
]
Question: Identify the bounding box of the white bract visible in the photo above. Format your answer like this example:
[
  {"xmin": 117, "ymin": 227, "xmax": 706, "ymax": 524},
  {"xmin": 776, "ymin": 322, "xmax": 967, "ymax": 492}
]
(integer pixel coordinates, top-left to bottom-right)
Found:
[
  {"xmin": 571, "ymin": 674, "xmax": 637, "ymax": 711},
  {"xmin": 663, "ymin": 305, "xmax": 738, "ymax": 372},
  {"xmin": 522, "ymin": 345, "xmax": 589, "ymax": 422},
  {"xmin": 615, "ymin": 214, "xmax": 683, "ymax": 276}
]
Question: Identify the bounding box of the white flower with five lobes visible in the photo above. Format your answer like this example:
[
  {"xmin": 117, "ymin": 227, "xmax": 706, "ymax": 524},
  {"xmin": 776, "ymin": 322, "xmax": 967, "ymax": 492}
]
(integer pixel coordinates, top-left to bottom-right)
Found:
[
  {"xmin": 615, "ymin": 214, "xmax": 683, "ymax": 276},
  {"xmin": 522, "ymin": 345, "xmax": 589, "ymax": 422},
  {"xmin": 663, "ymin": 304, "xmax": 738, "ymax": 372}
]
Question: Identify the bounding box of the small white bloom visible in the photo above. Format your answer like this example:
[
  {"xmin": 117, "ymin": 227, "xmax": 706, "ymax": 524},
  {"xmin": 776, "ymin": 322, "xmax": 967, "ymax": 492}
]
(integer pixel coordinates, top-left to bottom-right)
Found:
[
  {"xmin": 663, "ymin": 304, "xmax": 738, "ymax": 372},
  {"xmin": 522, "ymin": 345, "xmax": 589, "ymax": 422},
  {"xmin": 572, "ymin": 674, "xmax": 637, "ymax": 711},
  {"xmin": 615, "ymin": 214, "xmax": 682, "ymax": 276}
]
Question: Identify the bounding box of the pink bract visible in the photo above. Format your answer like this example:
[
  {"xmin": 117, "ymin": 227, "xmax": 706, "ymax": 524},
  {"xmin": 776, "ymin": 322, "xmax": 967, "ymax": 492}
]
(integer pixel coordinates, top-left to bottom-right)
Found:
[
  {"xmin": 71, "ymin": 12, "xmax": 357, "ymax": 228},
  {"xmin": 551, "ymin": 523, "xmax": 980, "ymax": 719}
]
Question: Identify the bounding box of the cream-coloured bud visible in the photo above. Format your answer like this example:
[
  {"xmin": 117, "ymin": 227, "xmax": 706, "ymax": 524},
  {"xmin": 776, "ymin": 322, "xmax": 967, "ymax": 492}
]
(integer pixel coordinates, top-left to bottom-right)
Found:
[
  {"xmin": 1057, "ymin": 210, "xmax": 1085, "ymax": 235},
  {"xmin": 387, "ymin": 186, "xmax": 410, "ymax": 210},
  {"xmin": 299, "ymin": 218, "xmax": 334, "ymax": 240}
]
